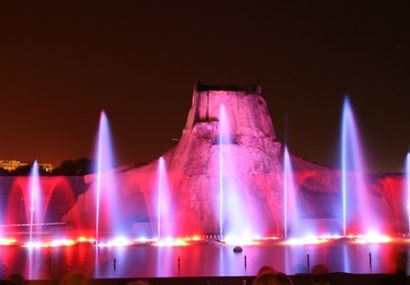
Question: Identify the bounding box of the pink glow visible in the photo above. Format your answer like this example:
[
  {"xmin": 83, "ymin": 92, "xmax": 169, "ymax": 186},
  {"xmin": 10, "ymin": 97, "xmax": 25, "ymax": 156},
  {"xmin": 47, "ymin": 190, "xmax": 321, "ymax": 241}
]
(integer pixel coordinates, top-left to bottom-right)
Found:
[
  {"xmin": 406, "ymin": 152, "xmax": 410, "ymax": 233},
  {"xmin": 155, "ymin": 157, "xmax": 173, "ymax": 239},
  {"xmin": 218, "ymin": 104, "xmax": 263, "ymax": 239},
  {"xmin": 0, "ymin": 89, "xmax": 407, "ymax": 246},
  {"xmin": 29, "ymin": 161, "xmax": 41, "ymax": 241}
]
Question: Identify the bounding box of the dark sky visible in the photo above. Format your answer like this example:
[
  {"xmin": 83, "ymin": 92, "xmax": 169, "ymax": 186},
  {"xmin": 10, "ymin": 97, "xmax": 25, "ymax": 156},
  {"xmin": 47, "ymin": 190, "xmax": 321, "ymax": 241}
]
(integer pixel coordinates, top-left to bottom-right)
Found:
[{"xmin": 0, "ymin": 1, "xmax": 409, "ymax": 172}]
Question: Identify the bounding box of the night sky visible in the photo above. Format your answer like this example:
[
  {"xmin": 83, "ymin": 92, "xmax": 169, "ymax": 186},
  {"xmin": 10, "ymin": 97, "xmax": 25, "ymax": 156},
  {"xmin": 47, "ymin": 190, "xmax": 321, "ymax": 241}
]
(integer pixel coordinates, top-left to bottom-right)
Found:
[{"xmin": 0, "ymin": 2, "xmax": 409, "ymax": 172}]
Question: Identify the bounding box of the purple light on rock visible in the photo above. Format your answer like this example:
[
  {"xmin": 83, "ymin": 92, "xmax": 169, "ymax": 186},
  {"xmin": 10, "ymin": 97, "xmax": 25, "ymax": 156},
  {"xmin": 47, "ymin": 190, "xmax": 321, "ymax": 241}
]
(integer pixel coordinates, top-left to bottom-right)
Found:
[{"xmin": 218, "ymin": 104, "xmax": 258, "ymax": 240}]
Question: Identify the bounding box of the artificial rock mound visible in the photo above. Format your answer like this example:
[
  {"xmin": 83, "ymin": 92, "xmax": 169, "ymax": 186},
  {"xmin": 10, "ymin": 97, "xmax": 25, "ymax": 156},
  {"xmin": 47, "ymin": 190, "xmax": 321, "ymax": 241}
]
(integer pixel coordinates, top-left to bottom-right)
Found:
[
  {"xmin": 63, "ymin": 83, "xmax": 403, "ymax": 237},
  {"xmin": 166, "ymin": 83, "xmax": 283, "ymax": 235}
]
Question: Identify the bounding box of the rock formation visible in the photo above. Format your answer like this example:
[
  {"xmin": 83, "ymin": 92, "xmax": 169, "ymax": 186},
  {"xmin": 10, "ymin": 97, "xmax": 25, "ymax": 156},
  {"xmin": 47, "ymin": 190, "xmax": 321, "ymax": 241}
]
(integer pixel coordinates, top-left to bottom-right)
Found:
[{"xmin": 59, "ymin": 82, "xmax": 407, "ymax": 237}]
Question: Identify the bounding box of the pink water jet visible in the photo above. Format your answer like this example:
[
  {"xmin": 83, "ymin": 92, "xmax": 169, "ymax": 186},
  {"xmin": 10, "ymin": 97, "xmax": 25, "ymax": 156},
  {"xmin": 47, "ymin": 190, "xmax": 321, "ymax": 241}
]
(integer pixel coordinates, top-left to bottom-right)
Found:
[
  {"xmin": 406, "ymin": 152, "xmax": 410, "ymax": 233},
  {"xmin": 156, "ymin": 156, "xmax": 173, "ymax": 239}
]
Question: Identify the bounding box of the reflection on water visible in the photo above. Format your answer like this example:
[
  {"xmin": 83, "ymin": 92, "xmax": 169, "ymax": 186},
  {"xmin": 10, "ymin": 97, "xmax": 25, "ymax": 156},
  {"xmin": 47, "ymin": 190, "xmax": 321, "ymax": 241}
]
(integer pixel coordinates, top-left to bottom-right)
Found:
[{"xmin": 0, "ymin": 242, "xmax": 409, "ymax": 280}]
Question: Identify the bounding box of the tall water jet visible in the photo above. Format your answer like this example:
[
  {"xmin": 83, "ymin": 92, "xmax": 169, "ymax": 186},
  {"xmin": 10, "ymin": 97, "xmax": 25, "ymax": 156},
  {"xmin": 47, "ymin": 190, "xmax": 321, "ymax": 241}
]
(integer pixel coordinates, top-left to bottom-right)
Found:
[
  {"xmin": 218, "ymin": 104, "xmax": 255, "ymax": 241},
  {"xmin": 340, "ymin": 97, "xmax": 376, "ymax": 235},
  {"xmin": 28, "ymin": 161, "xmax": 42, "ymax": 241},
  {"xmin": 218, "ymin": 104, "xmax": 228, "ymax": 238},
  {"xmin": 406, "ymin": 152, "xmax": 410, "ymax": 234},
  {"xmin": 156, "ymin": 157, "xmax": 172, "ymax": 239},
  {"xmin": 283, "ymin": 147, "xmax": 299, "ymax": 239},
  {"xmin": 94, "ymin": 111, "xmax": 122, "ymax": 242}
]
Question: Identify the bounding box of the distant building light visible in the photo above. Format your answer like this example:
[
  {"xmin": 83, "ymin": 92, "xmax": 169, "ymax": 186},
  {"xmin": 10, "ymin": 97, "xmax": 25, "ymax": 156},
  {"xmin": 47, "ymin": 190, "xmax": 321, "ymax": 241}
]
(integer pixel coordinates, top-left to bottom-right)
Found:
[{"xmin": 0, "ymin": 160, "xmax": 53, "ymax": 173}]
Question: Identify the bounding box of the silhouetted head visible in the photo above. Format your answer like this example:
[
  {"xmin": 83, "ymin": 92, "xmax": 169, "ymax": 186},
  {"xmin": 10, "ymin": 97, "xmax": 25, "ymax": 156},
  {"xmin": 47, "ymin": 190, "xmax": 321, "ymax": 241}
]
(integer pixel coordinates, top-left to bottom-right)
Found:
[
  {"xmin": 253, "ymin": 267, "xmax": 293, "ymax": 285},
  {"xmin": 257, "ymin": 266, "xmax": 275, "ymax": 275},
  {"xmin": 311, "ymin": 264, "xmax": 329, "ymax": 284},
  {"xmin": 8, "ymin": 274, "xmax": 25, "ymax": 285}
]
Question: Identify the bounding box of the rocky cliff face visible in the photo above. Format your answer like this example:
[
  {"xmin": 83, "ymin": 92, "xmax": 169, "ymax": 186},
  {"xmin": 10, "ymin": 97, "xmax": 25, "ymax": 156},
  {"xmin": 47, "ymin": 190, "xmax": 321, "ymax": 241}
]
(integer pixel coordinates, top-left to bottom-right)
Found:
[
  {"xmin": 62, "ymin": 83, "xmax": 406, "ymax": 237},
  {"xmin": 164, "ymin": 84, "xmax": 284, "ymax": 236}
]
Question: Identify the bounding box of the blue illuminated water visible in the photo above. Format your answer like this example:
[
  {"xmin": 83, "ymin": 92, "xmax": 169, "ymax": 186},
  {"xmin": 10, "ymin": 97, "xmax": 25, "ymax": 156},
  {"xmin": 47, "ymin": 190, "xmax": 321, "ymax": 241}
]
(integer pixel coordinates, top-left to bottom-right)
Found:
[
  {"xmin": 28, "ymin": 161, "xmax": 41, "ymax": 242},
  {"xmin": 283, "ymin": 147, "xmax": 299, "ymax": 239},
  {"xmin": 94, "ymin": 111, "xmax": 122, "ymax": 242},
  {"xmin": 218, "ymin": 104, "xmax": 257, "ymax": 240},
  {"xmin": 340, "ymin": 97, "xmax": 378, "ymax": 235}
]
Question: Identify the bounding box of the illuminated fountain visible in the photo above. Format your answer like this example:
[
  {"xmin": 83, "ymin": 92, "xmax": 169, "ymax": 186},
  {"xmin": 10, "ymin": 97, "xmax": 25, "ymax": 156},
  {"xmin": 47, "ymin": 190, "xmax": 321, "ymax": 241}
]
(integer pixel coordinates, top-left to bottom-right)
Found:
[
  {"xmin": 283, "ymin": 146, "xmax": 299, "ymax": 239},
  {"xmin": 2, "ymin": 85, "xmax": 402, "ymax": 247},
  {"xmin": 340, "ymin": 97, "xmax": 379, "ymax": 236},
  {"xmin": 94, "ymin": 111, "xmax": 123, "ymax": 242},
  {"xmin": 218, "ymin": 105, "xmax": 226, "ymax": 238},
  {"xmin": 218, "ymin": 103, "xmax": 260, "ymax": 243},
  {"xmin": 28, "ymin": 161, "xmax": 42, "ymax": 242},
  {"xmin": 0, "ymin": 83, "xmax": 409, "ymax": 279},
  {"xmin": 156, "ymin": 156, "xmax": 173, "ymax": 240}
]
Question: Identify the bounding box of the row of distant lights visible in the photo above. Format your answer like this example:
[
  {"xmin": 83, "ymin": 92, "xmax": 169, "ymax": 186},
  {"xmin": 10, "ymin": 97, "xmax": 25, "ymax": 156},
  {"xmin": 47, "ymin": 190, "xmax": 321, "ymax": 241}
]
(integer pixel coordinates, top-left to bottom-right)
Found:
[
  {"xmin": 0, "ymin": 233, "xmax": 396, "ymax": 248},
  {"xmin": 0, "ymin": 235, "xmax": 202, "ymax": 248},
  {"xmin": 285, "ymin": 232, "xmax": 393, "ymax": 245}
]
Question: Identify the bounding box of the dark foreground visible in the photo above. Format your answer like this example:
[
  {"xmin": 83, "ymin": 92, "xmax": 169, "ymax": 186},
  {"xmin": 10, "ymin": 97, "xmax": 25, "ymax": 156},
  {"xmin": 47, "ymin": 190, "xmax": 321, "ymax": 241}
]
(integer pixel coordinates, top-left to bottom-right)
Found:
[{"xmin": 2, "ymin": 273, "xmax": 407, "ymax": 285}]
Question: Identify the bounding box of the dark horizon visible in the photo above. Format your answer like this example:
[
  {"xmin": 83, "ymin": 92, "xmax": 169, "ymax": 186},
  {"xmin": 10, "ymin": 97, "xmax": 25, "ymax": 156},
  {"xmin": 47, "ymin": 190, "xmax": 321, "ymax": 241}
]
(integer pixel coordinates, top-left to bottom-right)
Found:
[{"xmin": 0, "ymin": 2, "xmax": 409, "ymax": 172}]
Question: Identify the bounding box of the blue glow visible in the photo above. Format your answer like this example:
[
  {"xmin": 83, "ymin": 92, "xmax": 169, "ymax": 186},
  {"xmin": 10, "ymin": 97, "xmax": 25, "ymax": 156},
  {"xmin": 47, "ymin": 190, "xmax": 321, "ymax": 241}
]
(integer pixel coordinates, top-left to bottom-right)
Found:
[
  {"xmin": 340, "ymin": 97, "xmax": 377, "ymax": 235},
  {"xmin": 341, "ymin": 100, "xmax": 347, "ymax": 236},
  {"xmin": 218, "ymin": 104, "xmax": 256, "ymax": 238},
  {"xmin": 94, "ymin": 111, "xmax": 122, "ymax": 242},
  {"xmin": 29, "ymin": 161, "xmax": 41, "ymax": 242},
  {"xmin": 283, "ymin": 146, "xmax": 300, "ymax": 238}
]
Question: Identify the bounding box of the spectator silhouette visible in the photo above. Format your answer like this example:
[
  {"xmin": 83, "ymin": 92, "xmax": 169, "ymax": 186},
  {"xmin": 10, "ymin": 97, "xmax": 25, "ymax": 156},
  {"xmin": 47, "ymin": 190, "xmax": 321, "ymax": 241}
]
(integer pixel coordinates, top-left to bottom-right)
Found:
[
  {"xmin": 8, "ymin": 274, "xmax": 25, "ymax": 285},
  {"xmin": 310, "ymin": 264, "xmax": 330, "ymax": 285},
  {"xmin": 252, "ymin": 266, "xmax": 293, "ymax": 285}
]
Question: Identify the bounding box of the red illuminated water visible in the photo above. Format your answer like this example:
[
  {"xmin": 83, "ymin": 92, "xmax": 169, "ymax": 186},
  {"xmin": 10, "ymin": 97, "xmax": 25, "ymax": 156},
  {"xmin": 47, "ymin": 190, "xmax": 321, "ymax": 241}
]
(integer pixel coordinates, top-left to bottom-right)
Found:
[{"xmin": 0, "ymin": 241, "xmax": 408, "ymax": 280}]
